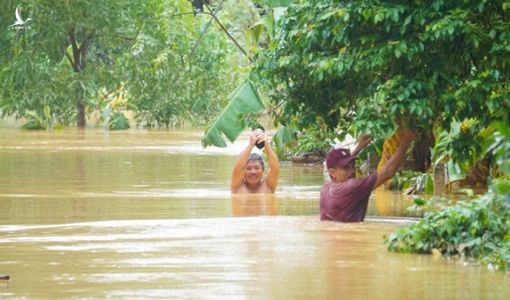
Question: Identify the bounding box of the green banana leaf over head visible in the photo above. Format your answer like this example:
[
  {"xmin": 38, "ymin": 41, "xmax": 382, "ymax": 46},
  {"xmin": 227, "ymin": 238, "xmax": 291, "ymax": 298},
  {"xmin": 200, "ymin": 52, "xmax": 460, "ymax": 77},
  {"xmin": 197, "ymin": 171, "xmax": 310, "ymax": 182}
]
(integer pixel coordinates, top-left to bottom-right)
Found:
[{"xmin": 202, "ymin": 81, "xmax": 265, "ymax": 148}]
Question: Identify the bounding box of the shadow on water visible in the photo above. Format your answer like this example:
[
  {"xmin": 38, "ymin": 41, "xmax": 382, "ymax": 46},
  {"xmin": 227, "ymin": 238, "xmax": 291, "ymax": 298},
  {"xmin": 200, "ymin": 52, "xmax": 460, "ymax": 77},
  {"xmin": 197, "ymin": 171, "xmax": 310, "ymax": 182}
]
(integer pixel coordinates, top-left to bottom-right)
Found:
[{"xmin": 0, "ymin": 128, "xmax": 509, "ymax": 298}]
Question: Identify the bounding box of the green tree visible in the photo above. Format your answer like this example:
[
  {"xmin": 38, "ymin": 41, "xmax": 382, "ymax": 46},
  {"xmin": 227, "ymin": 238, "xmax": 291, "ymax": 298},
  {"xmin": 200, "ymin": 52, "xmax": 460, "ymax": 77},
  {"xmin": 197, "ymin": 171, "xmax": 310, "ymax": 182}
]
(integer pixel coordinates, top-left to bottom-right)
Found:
[
  {"xmin": 1, "ymin": 0, "xmax": 140, "ymax": 127},
  {"xmin": 0, "ymin": 0, "xmax": 244, "ymax": 128},
  {"xmin": 119, "ymin": 1, "xmax": 244, "ymax": 127},
  {"xmin": 253, "ymin": 0, "xmax": 510, "ymax": 166},
  {"xmin": 385, "ymin": 122, "xmax": 510, "ymax": 271},
  {"xmin": 201, "ymin": 0, "xmax": 296, "ymax": 149}
]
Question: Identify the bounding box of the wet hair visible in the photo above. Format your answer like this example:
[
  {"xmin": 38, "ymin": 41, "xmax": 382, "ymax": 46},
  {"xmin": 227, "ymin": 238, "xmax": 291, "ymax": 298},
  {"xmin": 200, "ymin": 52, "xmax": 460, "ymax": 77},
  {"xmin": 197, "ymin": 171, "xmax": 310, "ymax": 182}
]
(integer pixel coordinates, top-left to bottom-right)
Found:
[{"xmin": 247, "ymin": 153, "xmax": 265, "ymax": 170}]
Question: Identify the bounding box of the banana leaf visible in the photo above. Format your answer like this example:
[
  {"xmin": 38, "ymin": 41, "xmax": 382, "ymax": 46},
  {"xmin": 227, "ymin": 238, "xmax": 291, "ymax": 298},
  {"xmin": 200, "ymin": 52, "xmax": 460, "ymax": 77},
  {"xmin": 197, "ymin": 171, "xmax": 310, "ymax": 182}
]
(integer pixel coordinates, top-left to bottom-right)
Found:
[
  {"xmin": 249, "ymin": 11, "xmax": 274, "ymax": 41},
  {"xmin": 248, "ymin": 4, "xmax": 288, "ymax": 41},
  {"xmin": 272, "ymin": 125, "xmax": 297, "ymax": 149},
  {"xmin": 447, "ymin": 160, "xmax": 466, "ymax": 183},
  {"xmin": 202, "ymin": 81, "xmax": 265, "ymax": 148},
  {"xmin": 109, "ymin": 111, "xmax": 130, "ymax": 130}
]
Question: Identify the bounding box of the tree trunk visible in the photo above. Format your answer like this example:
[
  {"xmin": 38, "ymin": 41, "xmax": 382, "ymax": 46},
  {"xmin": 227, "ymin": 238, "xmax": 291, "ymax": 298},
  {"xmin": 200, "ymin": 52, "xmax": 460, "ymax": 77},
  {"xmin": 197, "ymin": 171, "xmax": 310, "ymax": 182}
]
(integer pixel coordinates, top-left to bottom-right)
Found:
[
  {"xmin": 76, "ymin": 96, "xmax": 86, "ymax": 128},
  {"xmin": 67, "ymin": 30, "xmax": 90, "ymax": 128},
  {"xmin": 434, "ymin": 162, "xmax": 446, "ymax": 196},
  {"xmin": 410, "ymin": 132, "xmax": 435, "ymax": 172}
]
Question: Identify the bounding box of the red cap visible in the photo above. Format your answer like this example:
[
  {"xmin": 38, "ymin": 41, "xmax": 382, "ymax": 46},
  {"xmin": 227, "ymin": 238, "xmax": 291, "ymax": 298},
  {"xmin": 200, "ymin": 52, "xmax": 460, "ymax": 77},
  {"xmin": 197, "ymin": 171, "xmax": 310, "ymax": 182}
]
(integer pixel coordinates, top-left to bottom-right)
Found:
[{"xmin": 326, "ymin": 148, "xmax": 355, "ymax": 169}]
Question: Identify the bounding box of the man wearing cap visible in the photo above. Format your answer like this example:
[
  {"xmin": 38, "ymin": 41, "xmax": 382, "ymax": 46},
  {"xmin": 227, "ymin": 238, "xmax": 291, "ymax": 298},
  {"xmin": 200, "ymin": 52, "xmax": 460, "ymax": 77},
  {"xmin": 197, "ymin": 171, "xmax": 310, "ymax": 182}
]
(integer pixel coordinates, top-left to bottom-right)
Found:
[
  {"xmin": 231, "ymin": 129, "xmax": 280, "ymax": 194},
  {"xmin": 320, "ymin": 129, "xmax": 416, "ymax": 222}
]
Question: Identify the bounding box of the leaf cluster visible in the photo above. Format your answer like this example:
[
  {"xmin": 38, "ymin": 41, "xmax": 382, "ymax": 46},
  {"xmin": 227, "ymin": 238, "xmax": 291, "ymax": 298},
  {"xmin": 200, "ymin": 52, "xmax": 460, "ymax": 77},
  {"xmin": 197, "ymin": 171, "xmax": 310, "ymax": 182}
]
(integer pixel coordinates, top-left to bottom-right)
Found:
[
  {"xmin": 253, "ymin": 0, "xmax": 510, "ymax": 139},
  {"xmin": 385, "ymin": 183, "xmax": 510, "ymax": 271},
  {"xmin": 385, "ymin": 124, "xmax": 510, "ymax": 271},
  {"xmin": 0, "ymin": 0, "xmax": 246, "ymax": 128}
]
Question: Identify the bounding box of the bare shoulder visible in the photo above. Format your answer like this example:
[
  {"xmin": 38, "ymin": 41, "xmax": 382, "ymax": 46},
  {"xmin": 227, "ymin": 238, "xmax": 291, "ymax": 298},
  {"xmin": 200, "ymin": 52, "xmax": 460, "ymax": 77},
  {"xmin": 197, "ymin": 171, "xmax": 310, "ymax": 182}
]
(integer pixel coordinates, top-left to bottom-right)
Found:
[{"xmin": 233, "ymin": 180, "xmax": 275, "ymax": 194}]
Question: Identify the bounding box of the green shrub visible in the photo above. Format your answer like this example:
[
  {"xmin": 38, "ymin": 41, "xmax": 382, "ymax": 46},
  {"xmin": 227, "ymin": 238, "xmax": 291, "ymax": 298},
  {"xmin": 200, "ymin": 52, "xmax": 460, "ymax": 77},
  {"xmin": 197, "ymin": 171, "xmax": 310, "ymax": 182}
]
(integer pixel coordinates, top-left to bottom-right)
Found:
[{"xmin": 385, "ymin": 177, "xmax": 510, "ymax": 271}]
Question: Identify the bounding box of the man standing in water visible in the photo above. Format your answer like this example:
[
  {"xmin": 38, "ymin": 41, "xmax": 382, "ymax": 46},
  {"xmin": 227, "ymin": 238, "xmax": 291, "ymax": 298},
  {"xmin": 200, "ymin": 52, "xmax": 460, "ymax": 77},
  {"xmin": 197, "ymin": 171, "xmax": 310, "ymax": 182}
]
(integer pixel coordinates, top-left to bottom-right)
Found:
[
  {"xmin": 231, "ymin": 129, "xmax": 280, "ymax": 194},
  {"xmin": 320, "ymin": 129, "xmax": 416, "ymax": 222}
]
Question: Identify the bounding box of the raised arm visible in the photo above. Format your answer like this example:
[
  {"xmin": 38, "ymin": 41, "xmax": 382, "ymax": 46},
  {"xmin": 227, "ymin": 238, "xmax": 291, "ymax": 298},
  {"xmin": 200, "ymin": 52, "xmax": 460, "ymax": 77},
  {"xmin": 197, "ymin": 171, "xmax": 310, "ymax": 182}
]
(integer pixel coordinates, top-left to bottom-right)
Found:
[
  {"xmin": 374, "ymin": 129, "xmax": 416, "ymax": 188},
  {"xmin": 263, "ymin": 134, "xmax": 280, "ymax": 192},
  {"xmin": 231, "ymin": 131, "xmax": 260, "ymax": 193},
  {"xmin": 351, "ymin": 134, "xmax": 373, "ymax": 157}
]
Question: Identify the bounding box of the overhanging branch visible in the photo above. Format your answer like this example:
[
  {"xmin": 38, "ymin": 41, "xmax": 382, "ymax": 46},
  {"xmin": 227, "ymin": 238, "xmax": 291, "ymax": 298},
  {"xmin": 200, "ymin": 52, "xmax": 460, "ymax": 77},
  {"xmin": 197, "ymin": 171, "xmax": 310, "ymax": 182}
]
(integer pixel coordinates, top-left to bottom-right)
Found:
[{"xmin": 204, "ymin": 4, "xmax": 252, "ymax": 62}]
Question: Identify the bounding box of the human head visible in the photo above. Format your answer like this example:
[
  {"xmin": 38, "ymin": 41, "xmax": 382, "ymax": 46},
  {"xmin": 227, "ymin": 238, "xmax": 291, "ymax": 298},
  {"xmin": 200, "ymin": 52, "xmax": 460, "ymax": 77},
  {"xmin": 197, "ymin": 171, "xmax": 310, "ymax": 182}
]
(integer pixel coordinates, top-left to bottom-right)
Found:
[
  {"xmin": 326, "ymin": 148, "xmax": 356, "ymax": 181},
  {"xmin": 248, "ymin": 153, "xmax": 265, "ymax": 170},
  {"xmin": 326, "ymin": 148, "xmax": 355, "ymax": 169},
  {"xmin": 243, "ymin": 153, "xmax": 265, "ymax": 185}
]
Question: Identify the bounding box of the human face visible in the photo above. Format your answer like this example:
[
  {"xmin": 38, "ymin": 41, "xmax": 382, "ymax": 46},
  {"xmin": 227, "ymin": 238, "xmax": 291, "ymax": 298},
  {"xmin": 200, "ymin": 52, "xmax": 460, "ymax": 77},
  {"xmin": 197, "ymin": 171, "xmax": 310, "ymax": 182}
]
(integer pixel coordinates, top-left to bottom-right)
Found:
[
  {"xmin": 328, "ymin": 161, "xmax": 355, "ymax": 182},
  {"xmin": 243, "ymin": 160, "xmax": 264, "ymax": 185}
]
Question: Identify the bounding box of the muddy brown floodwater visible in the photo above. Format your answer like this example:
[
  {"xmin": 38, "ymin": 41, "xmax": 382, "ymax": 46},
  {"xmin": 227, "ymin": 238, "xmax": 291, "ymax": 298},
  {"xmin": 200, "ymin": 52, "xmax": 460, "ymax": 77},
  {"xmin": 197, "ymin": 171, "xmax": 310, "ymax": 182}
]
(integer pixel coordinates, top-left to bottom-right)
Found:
[{"xmin": 0, "ymin": 128, "xmax": 508, "ymax": 299}]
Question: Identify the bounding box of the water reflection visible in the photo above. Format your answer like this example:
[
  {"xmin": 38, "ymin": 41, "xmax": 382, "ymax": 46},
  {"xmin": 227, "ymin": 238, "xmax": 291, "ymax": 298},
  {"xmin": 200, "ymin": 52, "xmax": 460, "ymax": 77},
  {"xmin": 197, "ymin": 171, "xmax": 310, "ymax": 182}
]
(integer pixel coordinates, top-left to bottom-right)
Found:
[
  {"xmin": 370, "ymin": 188, "xmax": 414, "ymax": 217},
  {"xmin": 231, "ymin": 194, "xmax": 278, "ymax": 217}
]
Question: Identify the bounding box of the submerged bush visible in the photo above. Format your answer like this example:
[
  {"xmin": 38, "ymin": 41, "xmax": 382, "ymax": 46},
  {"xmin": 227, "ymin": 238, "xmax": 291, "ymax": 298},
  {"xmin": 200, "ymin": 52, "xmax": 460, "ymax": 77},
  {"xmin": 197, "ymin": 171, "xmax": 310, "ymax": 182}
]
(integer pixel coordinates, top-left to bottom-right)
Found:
[
  {"xmin": 386, "ymin": 122, "xmax": 510, "ymax": 271},
  {"xmin": 385, "ymin": 177, "xmax": 510, "ymax": 271}
]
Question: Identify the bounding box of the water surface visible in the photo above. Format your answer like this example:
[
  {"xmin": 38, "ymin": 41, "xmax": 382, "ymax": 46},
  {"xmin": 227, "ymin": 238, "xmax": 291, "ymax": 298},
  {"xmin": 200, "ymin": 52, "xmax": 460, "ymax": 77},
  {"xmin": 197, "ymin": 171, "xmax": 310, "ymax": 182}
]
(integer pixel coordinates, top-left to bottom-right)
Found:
[{"xmin": 0, "ymin": 128, "xmax": 508, "ymax": 299}]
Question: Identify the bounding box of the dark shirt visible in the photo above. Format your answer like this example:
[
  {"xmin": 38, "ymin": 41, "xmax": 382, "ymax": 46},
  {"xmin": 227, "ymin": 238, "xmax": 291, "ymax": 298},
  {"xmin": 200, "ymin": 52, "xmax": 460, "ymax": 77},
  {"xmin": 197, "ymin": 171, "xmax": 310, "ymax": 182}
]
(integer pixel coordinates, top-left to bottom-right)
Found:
[{"xmin": 320, "ymin": 173, "xmax": 378, "ymax": 222}]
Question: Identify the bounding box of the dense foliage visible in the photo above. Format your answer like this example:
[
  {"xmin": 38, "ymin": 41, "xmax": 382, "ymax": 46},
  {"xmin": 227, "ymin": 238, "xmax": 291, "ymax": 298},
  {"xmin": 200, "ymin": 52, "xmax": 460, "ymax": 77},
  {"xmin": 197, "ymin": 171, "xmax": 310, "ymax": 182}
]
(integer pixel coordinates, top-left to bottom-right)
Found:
[
  {"xmin": 254, "ymin": 0, "xmax": 510, "ymax": 162},
  {"xmin": 386, "ymin": 178, "xmax": 509, "ymax": 271},
  {"xmin": 386, "ymin": 185, "xmax": 509, "ymax": 270},
  {"xmin": 0, "ymin": 0, "xmax": 246, "ymax": 128},
  {"xmin": 385, "ymin": 123, "xmax": 510, "ymax": 271}
]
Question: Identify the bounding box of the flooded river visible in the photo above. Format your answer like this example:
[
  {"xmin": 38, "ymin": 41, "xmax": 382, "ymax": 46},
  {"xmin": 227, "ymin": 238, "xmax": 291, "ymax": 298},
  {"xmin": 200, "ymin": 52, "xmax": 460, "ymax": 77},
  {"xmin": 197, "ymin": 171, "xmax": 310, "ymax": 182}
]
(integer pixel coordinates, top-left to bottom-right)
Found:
[{"xmin": 0, "ymin": 128, "xmax": 508, "ymax": 298}]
